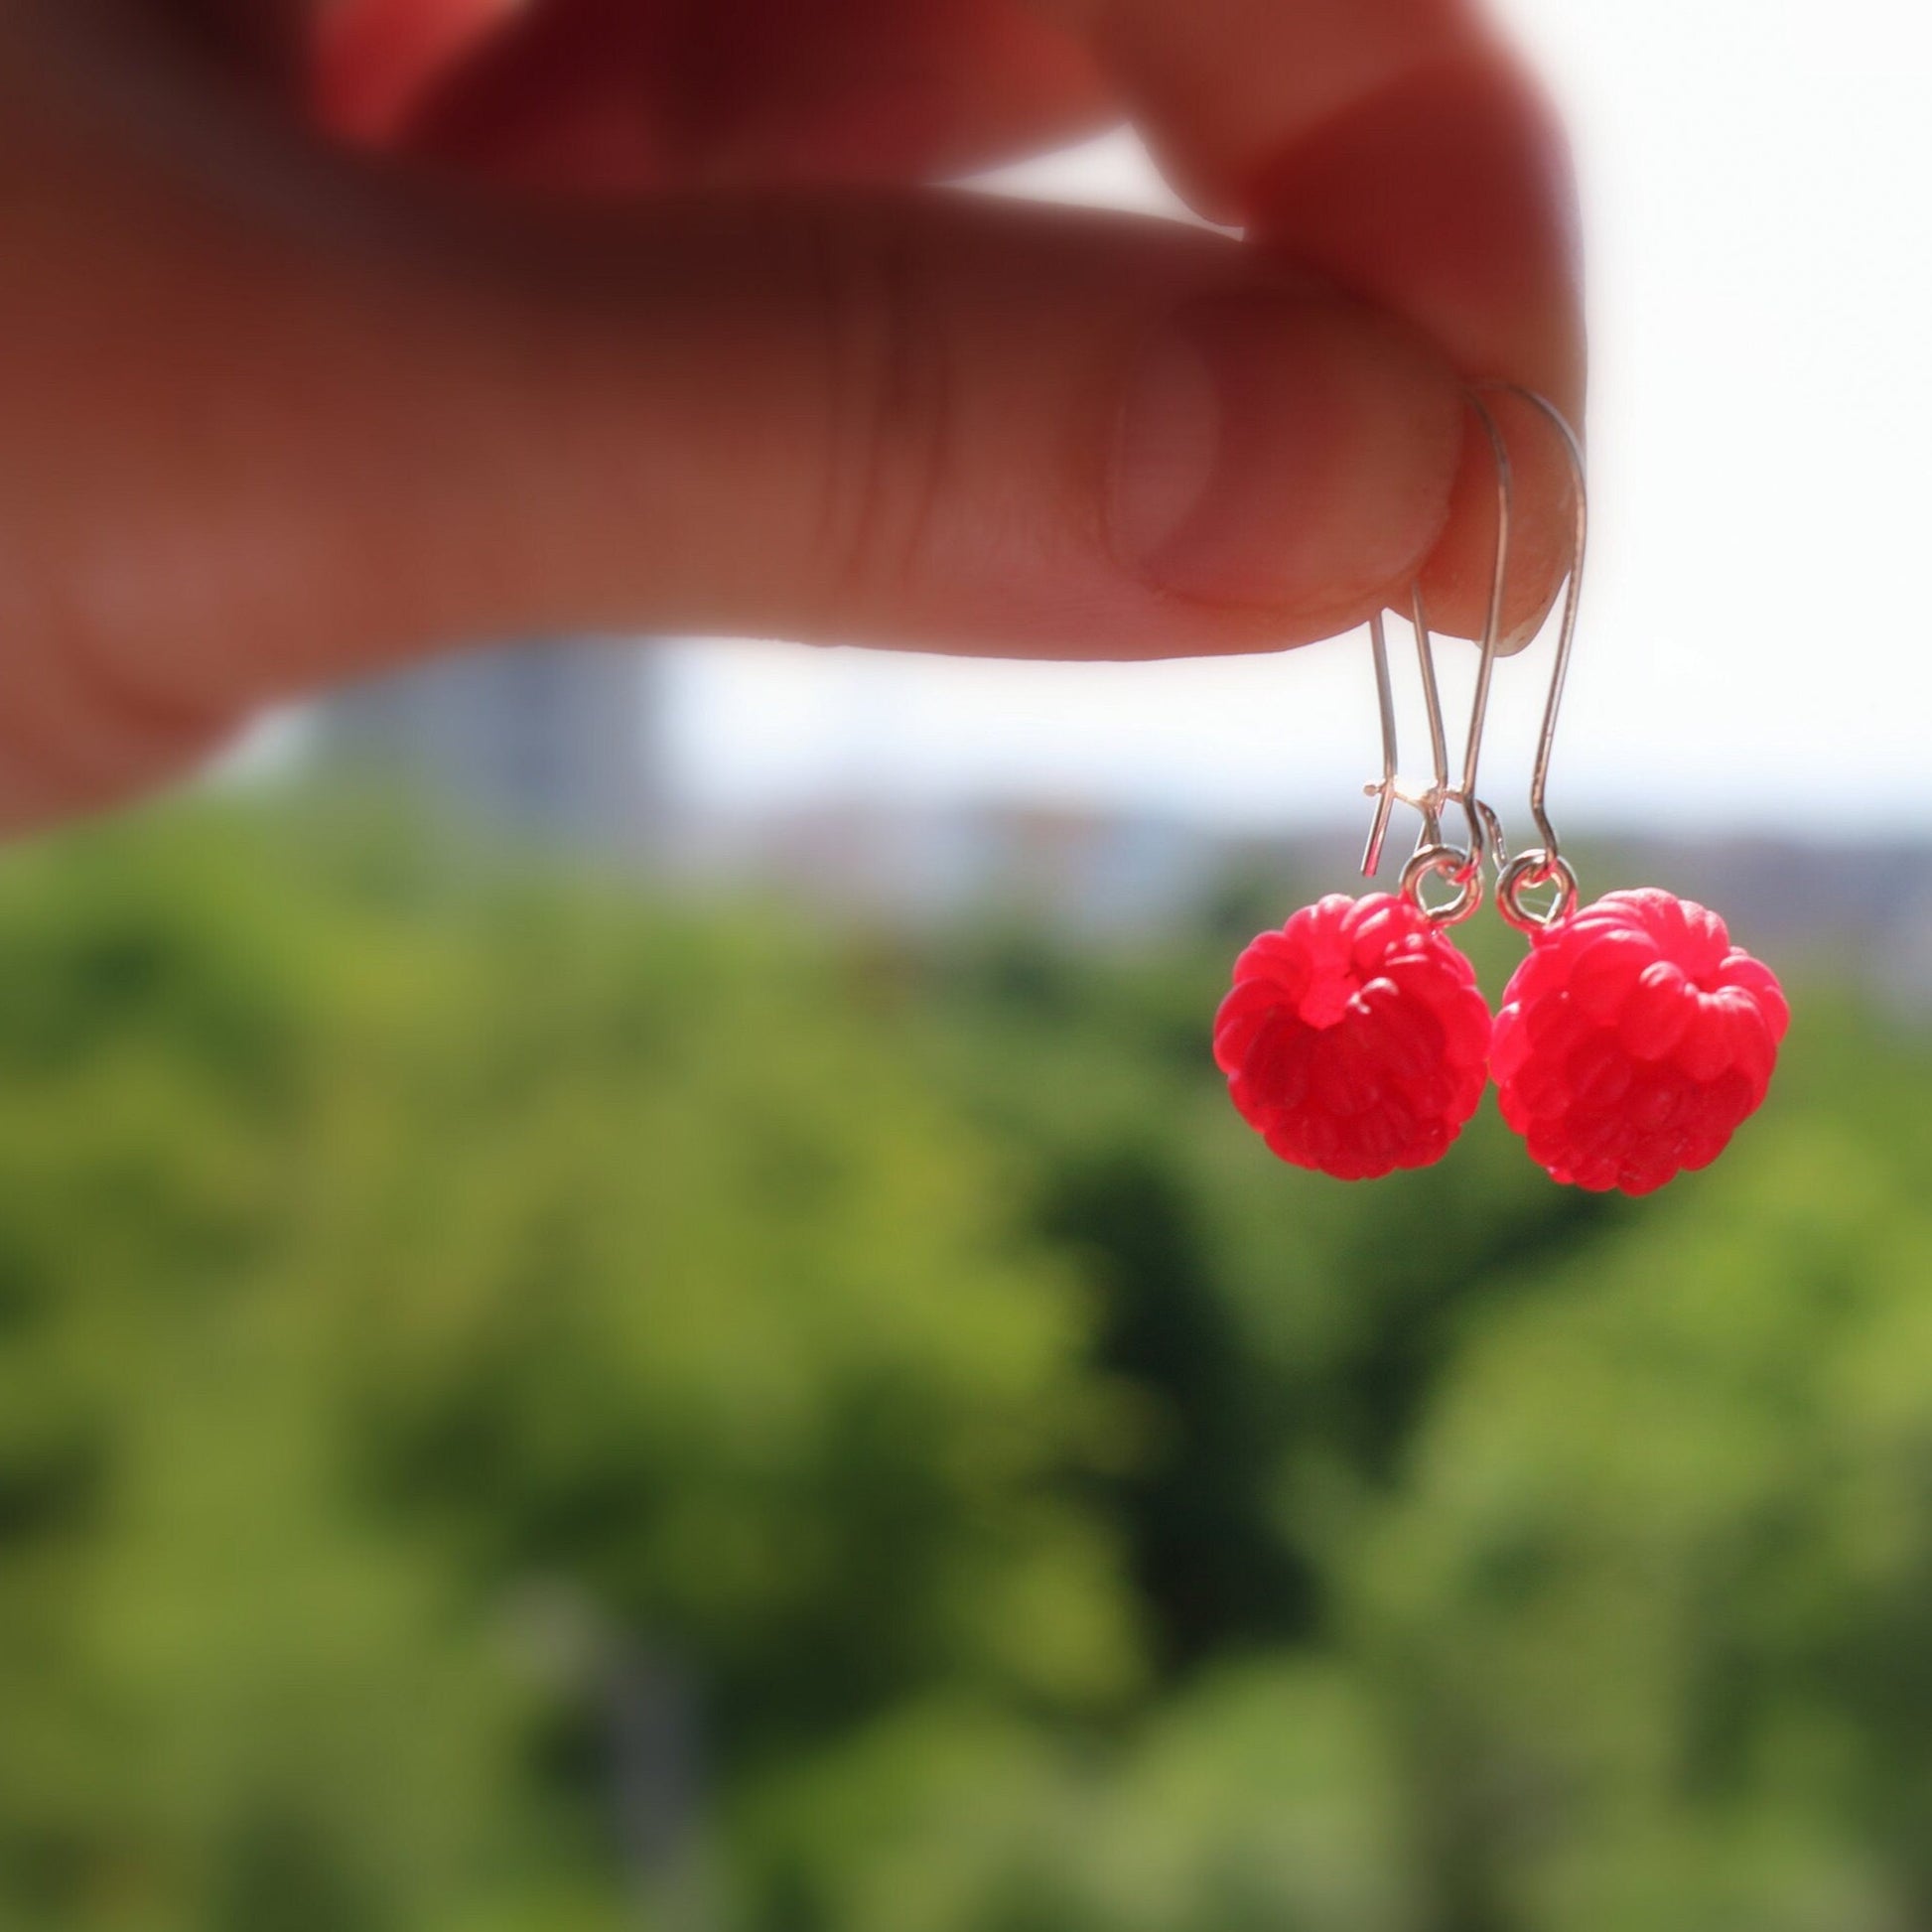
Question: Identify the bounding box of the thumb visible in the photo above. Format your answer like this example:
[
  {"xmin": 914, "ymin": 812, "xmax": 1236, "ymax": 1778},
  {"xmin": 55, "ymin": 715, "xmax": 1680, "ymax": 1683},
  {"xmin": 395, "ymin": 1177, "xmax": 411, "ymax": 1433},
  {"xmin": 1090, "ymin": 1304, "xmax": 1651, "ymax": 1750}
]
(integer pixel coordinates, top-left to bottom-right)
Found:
[{"xmin": 371, "ymin": 194, "xmax": 1465, "ymax": 660}]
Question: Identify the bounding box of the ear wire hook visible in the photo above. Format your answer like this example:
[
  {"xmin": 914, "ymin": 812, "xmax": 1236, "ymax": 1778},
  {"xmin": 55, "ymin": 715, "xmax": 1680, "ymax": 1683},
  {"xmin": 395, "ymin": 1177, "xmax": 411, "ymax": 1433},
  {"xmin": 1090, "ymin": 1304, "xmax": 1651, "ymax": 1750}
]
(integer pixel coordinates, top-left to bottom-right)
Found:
[
  {"xmin": 1359, "ymin": 610, "xmax": 1403, "ymax": 878},
  {"xmin": 1369, "ymin": 393, "xmax": 1514, "ymax": 923},
  {"xmin": 1472, "ymin": 381, "xmax": 1587, "ymax": 931},
  {"xmin": 1360, "ymin": 385, "xmax": 1585, "ymax": 929},
  {"xmin": 1359, "ymin": 584, "xmax": 1451, "ymax": 880}
]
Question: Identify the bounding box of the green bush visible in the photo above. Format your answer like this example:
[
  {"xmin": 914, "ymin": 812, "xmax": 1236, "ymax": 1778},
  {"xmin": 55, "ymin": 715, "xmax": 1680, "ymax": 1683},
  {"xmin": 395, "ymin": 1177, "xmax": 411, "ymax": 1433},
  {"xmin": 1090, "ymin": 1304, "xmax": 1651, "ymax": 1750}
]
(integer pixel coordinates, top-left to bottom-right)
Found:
[{"xmin": 4, "ymin": 804, "xmax": 1931, "ymax": 1932}]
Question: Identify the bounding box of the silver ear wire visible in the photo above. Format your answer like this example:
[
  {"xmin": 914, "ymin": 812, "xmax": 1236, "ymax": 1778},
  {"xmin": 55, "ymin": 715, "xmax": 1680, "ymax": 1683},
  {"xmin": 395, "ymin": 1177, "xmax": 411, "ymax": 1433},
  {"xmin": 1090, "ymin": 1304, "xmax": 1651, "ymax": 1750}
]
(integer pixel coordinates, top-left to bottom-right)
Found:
[
  {"xmin": 1362, "ymin": 392, "xmax": 1513, "ymax": 925},
  {"xmin": 1362, "ymin": 587, "xmax": 1480, "ymax": 922},
  {"xmin": 1360, "ymin": 382, "xmax": 1587, "ymax": 932},
  {"xmin": 1360, "ymin": 587, "xmax": 1449, "ymax": 872},
  {"xmin": 1359, "ymin": 609, "xmax": 1403, "ymax": 879},
  {"xmin": 1474, "ymin": 381, "xmax": 1587, "ymax": 932}
]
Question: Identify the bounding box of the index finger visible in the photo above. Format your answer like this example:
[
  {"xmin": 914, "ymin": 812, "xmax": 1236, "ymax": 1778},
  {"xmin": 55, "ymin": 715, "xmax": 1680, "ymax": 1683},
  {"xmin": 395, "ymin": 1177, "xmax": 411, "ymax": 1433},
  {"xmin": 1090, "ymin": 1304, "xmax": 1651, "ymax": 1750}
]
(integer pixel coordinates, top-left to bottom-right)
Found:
[{"xmin": 1046, "ymin": 0, "xmax": 1585, "ymax": 641}]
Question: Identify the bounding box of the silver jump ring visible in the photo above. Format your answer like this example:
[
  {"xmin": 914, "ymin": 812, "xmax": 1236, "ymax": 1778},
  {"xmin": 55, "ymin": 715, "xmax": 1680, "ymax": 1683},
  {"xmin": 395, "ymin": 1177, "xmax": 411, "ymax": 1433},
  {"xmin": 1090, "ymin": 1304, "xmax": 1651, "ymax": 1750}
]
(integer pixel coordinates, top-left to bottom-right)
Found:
[
  {"xmin": 1402, "ymin": 844, "xmax": 1482, "ymax": 926},
  {"xmin": 1497, "ymin": 850, "xmax": 1580, "ymax": 931}
]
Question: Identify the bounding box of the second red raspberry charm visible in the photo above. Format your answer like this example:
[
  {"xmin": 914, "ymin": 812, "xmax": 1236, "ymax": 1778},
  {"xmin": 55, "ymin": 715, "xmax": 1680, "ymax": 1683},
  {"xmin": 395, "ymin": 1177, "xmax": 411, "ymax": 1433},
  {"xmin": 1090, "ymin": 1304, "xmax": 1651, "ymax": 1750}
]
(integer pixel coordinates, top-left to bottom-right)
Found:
[
  {"xmin": 1491, "ymin": 889, "xmax": 1788, "ymax": 1195},
  {"xmin": 1214, "ymin": 893, "xmax": 1492, "ymax": 1180}
]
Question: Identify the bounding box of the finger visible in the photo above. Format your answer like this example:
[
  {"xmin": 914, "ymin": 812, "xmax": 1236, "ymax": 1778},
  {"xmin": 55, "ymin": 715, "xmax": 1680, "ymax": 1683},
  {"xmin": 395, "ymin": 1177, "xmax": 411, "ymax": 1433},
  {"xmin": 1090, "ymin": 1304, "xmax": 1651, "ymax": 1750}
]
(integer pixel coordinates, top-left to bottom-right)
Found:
[
  {"xmin": 1044, "ymin": 0, "xmax": 1585, "ymax": 645},
  {"xmin": 437, "ymin": 198, "xmax": 1463, "ymax": 655},
  {"xmin": 1, "ymin": 126, "xmax": 1463, "ymax": 825},
  {"xmin": 10, "ymin": 2, "xmax": 1462, "ymax": 832},
  {"xmin": 112, "ymin": 194, "xmax": 1461, "ymax": 668},
  {"xmin": 309, "ymin": 0, "xmax": 1115, "ymax": 189}
]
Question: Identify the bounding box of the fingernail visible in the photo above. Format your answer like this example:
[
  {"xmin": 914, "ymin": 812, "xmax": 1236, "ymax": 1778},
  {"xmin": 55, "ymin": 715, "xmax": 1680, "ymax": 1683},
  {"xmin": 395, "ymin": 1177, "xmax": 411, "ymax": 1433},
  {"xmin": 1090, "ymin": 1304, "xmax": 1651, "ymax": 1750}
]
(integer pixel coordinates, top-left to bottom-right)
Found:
[
  {"xmin": 1499, "ymin": 611, "xmax": 1552, "ymax": 655},
  {"xmin": 1108, "ymin": 288, "xmax": 1458, "ymax": 611}
]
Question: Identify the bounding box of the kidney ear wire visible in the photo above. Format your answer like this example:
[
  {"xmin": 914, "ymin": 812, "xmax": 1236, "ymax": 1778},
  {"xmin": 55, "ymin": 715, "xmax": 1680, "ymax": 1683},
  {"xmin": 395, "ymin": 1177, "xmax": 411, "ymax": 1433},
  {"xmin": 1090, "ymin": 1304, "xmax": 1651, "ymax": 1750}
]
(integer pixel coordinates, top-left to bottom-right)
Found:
[
  {"xmin": 1360, "ymin": 390, "xmax": 1514, "ymax": 925},
  {"xmin": 1360, "ymin": 383, "xmax": 1587, "ymax": 932},
  {"xmin": 1358, "ymin": 586, "xmax": 1449, "ymax": 882},
  {"xmin": 1476, "ymin": 382, "xmax": 1588, "ymax": 932}
]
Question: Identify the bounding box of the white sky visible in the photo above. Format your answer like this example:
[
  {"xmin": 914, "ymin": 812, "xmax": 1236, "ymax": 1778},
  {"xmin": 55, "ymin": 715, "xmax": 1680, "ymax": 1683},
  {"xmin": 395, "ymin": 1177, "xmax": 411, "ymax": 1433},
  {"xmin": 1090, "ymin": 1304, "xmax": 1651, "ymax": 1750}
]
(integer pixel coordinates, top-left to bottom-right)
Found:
[{"xmin": 663, "ymin": 0, "xmax": 1932, "ymax": 839}]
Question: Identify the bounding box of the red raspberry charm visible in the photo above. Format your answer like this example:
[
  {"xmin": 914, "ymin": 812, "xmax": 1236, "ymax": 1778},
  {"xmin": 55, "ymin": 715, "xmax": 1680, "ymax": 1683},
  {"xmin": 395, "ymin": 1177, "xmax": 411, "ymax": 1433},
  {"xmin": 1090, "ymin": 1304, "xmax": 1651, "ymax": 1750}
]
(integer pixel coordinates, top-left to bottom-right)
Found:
[
  {"xmin": 1214, "ymin": 893, "xmax": 1492, "ymax": 1180},
  {"xmin": 1492, "ymin": 889, "xmax": 1788, "ymax": 1195}
]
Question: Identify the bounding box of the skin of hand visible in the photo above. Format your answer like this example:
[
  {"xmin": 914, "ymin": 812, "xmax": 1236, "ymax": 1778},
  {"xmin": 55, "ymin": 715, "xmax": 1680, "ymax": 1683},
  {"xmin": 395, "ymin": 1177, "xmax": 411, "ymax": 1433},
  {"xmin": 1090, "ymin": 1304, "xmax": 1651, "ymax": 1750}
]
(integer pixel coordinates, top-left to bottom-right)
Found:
[{"xmin": 0, "ymin": 0, "xmax": 1582, "ymax": 831}]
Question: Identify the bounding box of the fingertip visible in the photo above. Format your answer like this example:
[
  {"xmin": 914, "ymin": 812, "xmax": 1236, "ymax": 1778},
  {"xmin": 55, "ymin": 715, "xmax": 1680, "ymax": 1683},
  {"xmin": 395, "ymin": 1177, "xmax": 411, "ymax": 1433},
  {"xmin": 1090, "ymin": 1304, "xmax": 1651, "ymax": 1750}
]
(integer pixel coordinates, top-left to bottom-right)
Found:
[
  {"xmin": 1106, "ymin": 283, "xmax": 1463, "ymax": 620},
  {"xmin": 1241, "ymin": 49, "xmax": 1585, "ymax": 647},
  {"xmin": 1419, "ymin": 381, "xmax": 1584, "ymax": 649},
  {"xmin": 1246, "ymin": 48, "xmax": 1583, "ymax": 393}
]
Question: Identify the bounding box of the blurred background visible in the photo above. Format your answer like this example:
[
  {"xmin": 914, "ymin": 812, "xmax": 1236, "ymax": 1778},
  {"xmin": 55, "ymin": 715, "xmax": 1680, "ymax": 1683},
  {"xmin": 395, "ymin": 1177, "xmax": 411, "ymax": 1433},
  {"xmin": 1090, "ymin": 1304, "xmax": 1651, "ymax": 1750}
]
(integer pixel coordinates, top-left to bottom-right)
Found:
[{"xmin": 10, "ymin": 1, "xmax": 1932, "ymax": 1928}]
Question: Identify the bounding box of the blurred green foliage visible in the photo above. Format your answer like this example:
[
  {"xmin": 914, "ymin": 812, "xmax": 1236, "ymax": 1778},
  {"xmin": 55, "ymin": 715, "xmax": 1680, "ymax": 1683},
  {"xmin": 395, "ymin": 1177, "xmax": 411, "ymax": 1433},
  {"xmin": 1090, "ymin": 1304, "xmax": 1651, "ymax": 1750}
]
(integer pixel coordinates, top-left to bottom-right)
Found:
[{"xmin": 0, "ymin": 803, "xmax": 1927, "ymax": 1932}]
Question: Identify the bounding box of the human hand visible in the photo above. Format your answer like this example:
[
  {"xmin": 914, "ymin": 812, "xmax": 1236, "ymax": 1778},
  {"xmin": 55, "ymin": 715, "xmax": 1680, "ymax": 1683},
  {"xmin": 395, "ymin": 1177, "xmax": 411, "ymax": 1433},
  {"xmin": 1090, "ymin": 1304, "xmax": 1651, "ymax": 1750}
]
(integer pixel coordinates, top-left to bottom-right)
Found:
[{"xmin": 0, "ymin": 0, "xmax": 1581, "ymax": 828}]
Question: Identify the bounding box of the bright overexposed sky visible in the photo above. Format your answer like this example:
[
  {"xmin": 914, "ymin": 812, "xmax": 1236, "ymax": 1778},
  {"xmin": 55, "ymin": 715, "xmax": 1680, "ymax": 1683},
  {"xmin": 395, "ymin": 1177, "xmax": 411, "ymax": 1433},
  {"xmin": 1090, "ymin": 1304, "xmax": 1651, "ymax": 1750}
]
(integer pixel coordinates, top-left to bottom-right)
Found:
[{"xmin": 663, "ymin": 0, "xmax": 1932, "ymax": 839}]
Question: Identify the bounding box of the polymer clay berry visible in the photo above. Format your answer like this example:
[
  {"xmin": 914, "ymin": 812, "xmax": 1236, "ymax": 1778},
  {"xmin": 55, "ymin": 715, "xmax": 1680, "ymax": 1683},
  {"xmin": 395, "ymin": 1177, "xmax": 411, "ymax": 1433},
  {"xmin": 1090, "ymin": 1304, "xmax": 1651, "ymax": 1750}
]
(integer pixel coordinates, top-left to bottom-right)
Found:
[
  {"xmin": 1491, "ymin": 889, "xmax": 1788, "ymax": 1195},
  {"xmin": 1214, "ymin": 893, "xmax": 1492, "ymax": 1180}
]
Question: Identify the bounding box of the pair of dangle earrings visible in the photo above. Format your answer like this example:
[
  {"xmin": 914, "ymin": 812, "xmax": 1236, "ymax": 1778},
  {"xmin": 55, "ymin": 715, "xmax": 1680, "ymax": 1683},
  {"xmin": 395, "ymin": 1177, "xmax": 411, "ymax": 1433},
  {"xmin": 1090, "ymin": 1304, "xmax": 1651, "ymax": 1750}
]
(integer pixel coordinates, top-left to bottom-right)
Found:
[{"xmin": 1214, "ymin": 387, "xmax": 1788, "ymax": 1195}]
